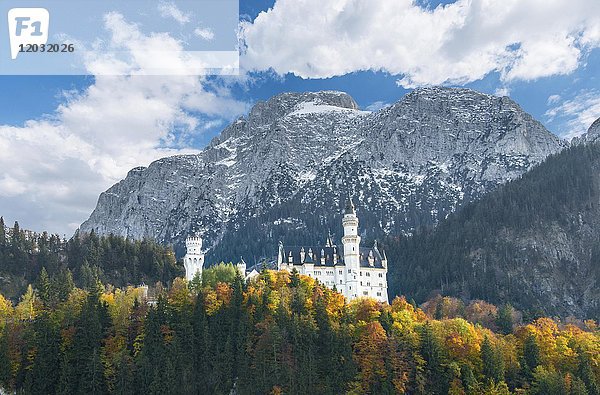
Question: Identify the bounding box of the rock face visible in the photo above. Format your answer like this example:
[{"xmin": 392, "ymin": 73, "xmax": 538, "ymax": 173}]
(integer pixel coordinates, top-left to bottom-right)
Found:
[
  {"xmin": 80, "ymin": 87, "xmax": 566, "ymax": 261},
  {"xmin": 587, "ymin": 117, "xmax": 600, "ymax": 138}
]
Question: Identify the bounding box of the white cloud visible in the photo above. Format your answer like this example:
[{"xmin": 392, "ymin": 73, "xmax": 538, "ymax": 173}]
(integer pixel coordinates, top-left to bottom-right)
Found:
[
  {"xmin": 547, "ymin": 94, "xmax": 561, "ymax": 105},
  {"xmin": 158, "ymin": 1, "xmax": 191, "ymax": 25},
  {"xmin": 495, "ymin": 86, "xmax": 510, "ymax": 97},
  {"xmin": 545, "ymin": 90, "xmax": 600, "ymax": 139},
  {"xmin": 365, "ymin": 101, "xmax": 390, "ymax": 112},
  {"xmin": 194, "ymin": 27, "xmax": 215, "ymax": 41},
  {"xmin": 0, "ymin": 13, "xmax": 247, "ymax": 235},
  {"xmin": 240, "ymin": 0, "xmax": 600, "ymax": 87}
]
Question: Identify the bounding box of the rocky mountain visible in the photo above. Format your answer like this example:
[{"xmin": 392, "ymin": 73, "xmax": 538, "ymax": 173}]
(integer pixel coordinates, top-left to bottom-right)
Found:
[
  {"xmin": 385, "ymin": 141, "xmax": 600, "ymax": 318},
  {"xmin": 574, "ymin": 117, "xmax": 600, "ymax": 144},
  {"xmin": 80, "ymin": 87, "xmax": 566, "ymax": 263}
]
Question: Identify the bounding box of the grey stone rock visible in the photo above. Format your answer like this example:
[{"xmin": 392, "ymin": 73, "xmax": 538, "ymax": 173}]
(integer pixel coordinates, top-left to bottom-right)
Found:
[{"xmin": 80, "ymin": 88, "xmax": 567, "ymax": 260}]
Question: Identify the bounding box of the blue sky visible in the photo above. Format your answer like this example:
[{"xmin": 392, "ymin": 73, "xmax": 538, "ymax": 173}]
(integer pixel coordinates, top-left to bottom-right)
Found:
[{"xmin": 1, "ymin": 0, "xmax": 599, "ymax": 235}]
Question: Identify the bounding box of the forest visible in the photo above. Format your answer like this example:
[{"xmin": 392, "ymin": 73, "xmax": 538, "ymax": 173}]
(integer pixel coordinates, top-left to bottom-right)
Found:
[
  {"xmin": 0, "ymin": 218, "xmax": 181, "ymax": 300},
  {"xmin": 385, "ymin": 143, "xmax": 600, "ymax": 318},
  {"xmin": 0, "ymin": 266, "xmax": 598, "ymax": 394}
]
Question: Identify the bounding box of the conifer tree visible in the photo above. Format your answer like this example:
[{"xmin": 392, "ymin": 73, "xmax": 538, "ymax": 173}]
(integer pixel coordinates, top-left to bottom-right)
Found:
[
  {"xmin": 481, "ymin": 336, "xmax": 504, "ymax": 383},
  {"xmin": 496, "ymin": 304, "xmax": 514, "ymax": 335},
  {"xmin": 35, "ymin": 267, "xmax": 51, "ymax": 305},
  {"xmin": 0, "ymin": 217, "xmax": 5, "ymax": 247},
  {"xmin": 578, "ymin": 349, "xmax": 599, "ymax": 395},
  {"xmin": 523, "ymin": 334, "xmax": 541, "ymax": 378},
  {"xmin": 24, "ymin": 313, "xmax": 60, "ymax": 394},
  {"xmin": 419, "ymin": 322, "xmax": 449, "ymax": 394}
]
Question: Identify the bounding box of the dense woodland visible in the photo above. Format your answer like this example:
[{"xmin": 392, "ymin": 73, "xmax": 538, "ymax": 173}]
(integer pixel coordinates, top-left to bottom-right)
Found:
[
  {"xmin": 0, "ymin": 266, "xmax": 598, "ymax": 394},
  {"xmin": 0, "ymin": 218, "xmax": 181, "ymax": 300},
  {"xmin": 385, "ymin": 144, "xmax": 600, "ymax": 318}
]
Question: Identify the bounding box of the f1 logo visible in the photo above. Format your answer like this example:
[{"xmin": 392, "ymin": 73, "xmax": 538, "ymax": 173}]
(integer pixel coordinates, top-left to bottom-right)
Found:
[{"xmin": 7, "ymin": 8, "xmax": 49, "ymax": 60}]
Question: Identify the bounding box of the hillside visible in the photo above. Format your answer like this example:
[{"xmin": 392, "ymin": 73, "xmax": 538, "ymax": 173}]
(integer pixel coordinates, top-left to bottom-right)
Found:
[
  {"xmin": 1, "ymin": 269, "xmax": 598, "ymax": 394},
  {"xmin": 386, "ymin": 139, "xmax": 600, "ymax": 319},
  {"xmin": 0, "ymin": 218, "xmax": 180, "ymax": 300}
]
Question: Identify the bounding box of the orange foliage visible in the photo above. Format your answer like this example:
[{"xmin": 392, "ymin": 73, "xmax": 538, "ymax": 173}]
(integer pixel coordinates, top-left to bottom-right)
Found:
[
  {"xmin": 422, "ymin": 295, "xmax": 465, "ymax": 320},
  {"xmin": 465, "ymin": 300, "xmax": 498, "ymax": 329},
  {"xmin": 391, "ymin": 296, "xmax": 427, "ymax": 322},
  {"xmin": 350, "ymin": 298, "xmax": 381, "ymax": 323},
  {"xmin": 353, "ymin": 321, "xmax": 408, "ymax": 393},
  {"xmin": 215, "ymin": 282, "xmax": 233, "ymax": 305}
]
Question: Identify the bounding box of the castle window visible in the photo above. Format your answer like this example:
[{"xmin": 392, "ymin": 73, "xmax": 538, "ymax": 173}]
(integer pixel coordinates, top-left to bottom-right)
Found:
[
  {"xmin": 348, "ymin": 269, "xmax": 351, "ymax": 273},
  {"xmin": 360, "ymin": 281, "xmax": 363, "ymax": 286},
  {"xmin": 379, "ymin": 283, "xmax": 383, "ymax": 287},
  {"xmin": 340, "ymin": 280, "xmax": 342, "ymax": 284},
  {"xmin": 363, "ymin": 291, "xmax": 368, "ymax": 295},
  {"xmin": 339, "ymin": 270, "xmax": 342, "ymax": 275},
  {"xmin": 366, "ymin": 272, "xmax": 370, "ymax": 277},
  {"xmin": 360, "ymin": 271, "xmax": 362, "ymax": 276},
  {"xmin": 379, "ymin": 273, "xmax": 383, "ymax": 278},
  {"xmin": 367, "ymin": 282, "xmax": 370, "ymax": 286},
  {"xmin": 377, "ymin": 292, "xmax": 382, "ymax": 296}
]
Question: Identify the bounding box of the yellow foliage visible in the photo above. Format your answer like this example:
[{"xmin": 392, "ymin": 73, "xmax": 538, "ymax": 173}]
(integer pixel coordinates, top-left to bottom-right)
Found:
[
  {"xmin": 349, "ymin": 297, "xmax": 381, "ymax": 323},
  {"xmin": 0, "ymin": 293, "xmax": 13, "ymax": 328},
  {"xmin": 169, "ymin": 277, "xmax": 192, "ymax": 308},
  {"xmin": 15, "ymin": 285, "xmax": 40, "ymax": 321},
  {"xmin": 439, "ymin": 318, "xmax": 482, "ymax": 362},
  {"xmin": 203, "ymin": 288, "xmax": 221, "ymax": 316}
]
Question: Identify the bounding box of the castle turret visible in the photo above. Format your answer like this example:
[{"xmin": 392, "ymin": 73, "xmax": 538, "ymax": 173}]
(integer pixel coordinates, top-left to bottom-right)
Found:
[
  {"xmin": 184, "ymin": 233, "xmax": 204, "ymax": 281},
  {"xmin": 342, "ymin": 196, "xmax": 361, "ymax": 298},
  {"xmin": 236, "ymin": 258, "xmax": 247, "ymax": 277}
]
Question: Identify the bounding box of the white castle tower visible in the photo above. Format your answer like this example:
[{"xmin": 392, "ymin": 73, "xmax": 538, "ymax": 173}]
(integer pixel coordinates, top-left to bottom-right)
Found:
[
  {"xmin": 342, "ymin": 197, "xmax": 361, "ymax": 299},
  {"xmin": 184, "ymin": 233, "xmax": 204, "ymax": 281}
]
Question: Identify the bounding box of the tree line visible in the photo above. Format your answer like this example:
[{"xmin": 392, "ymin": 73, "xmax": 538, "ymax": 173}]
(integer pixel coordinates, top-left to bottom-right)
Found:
[{"xmin": 0, "ymin": 218, "xmax": 181, "ymax": 300}]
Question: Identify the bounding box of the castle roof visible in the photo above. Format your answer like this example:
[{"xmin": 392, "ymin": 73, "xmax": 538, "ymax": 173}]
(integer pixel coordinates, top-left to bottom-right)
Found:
[{"xmin": 279, "ymin": 243, "xmax": 386, "ymax": 269}]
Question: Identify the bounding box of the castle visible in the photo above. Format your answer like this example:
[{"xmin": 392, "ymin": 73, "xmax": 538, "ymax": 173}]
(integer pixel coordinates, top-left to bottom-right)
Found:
[
  {"xmin": 277, "ymin": 199, "xmax": 388, "ymax": 303},
  {"xmin": 184, "ymin": 199, "xmax": 388, "ymax": 303}
]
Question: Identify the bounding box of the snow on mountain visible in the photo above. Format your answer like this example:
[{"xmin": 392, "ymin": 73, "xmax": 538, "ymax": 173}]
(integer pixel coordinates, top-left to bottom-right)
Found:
[{"xmin": 80, "ymin": 88, "xmax": 566, "ymax": 262}]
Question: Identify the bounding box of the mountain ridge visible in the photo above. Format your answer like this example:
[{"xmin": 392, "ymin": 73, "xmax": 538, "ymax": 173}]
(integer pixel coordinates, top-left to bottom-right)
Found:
[{"xmin": 80, "ymin": 87, "xmax": 566, "ymax": 264}]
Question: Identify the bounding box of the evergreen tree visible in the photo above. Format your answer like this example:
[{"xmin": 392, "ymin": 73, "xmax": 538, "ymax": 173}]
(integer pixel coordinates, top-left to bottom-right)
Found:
[
  {"xmin": 24, "ymin": 313, "xmax": 61, "ymax": 394},
  {"xmin": 0, "ymin": 216, "xmax": 6, "ymax": 247},
  {"xmin": 523, "ymin": 334, "xmax": 541, "ymax": 378},
  {"xmin": 578, "ymin": 349, "xmax": 599, "ymax": 395},
  {"xmin": 35, "ymin": 267, "xmax": 51, "ymax": 305},
  {"xmin": 496, "ymin": 304, "xmax": 514, "ymax": 335},
  {"xmin": 481, "ymin": 336, "xmax": 504, "ymax": 383},
  {"xmin": 419, "ymin": 322, "xmax": 449, "ymax": 394}
]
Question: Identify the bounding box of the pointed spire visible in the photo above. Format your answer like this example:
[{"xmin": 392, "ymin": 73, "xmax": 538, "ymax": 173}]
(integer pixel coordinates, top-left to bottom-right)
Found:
[
  {"xmin": 345, "ymin": 194, "xmax": 356, "ymax": 214},
  {"xmin": 325, "ymin": 229, "xmax": 334, "ymax": 247}
]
